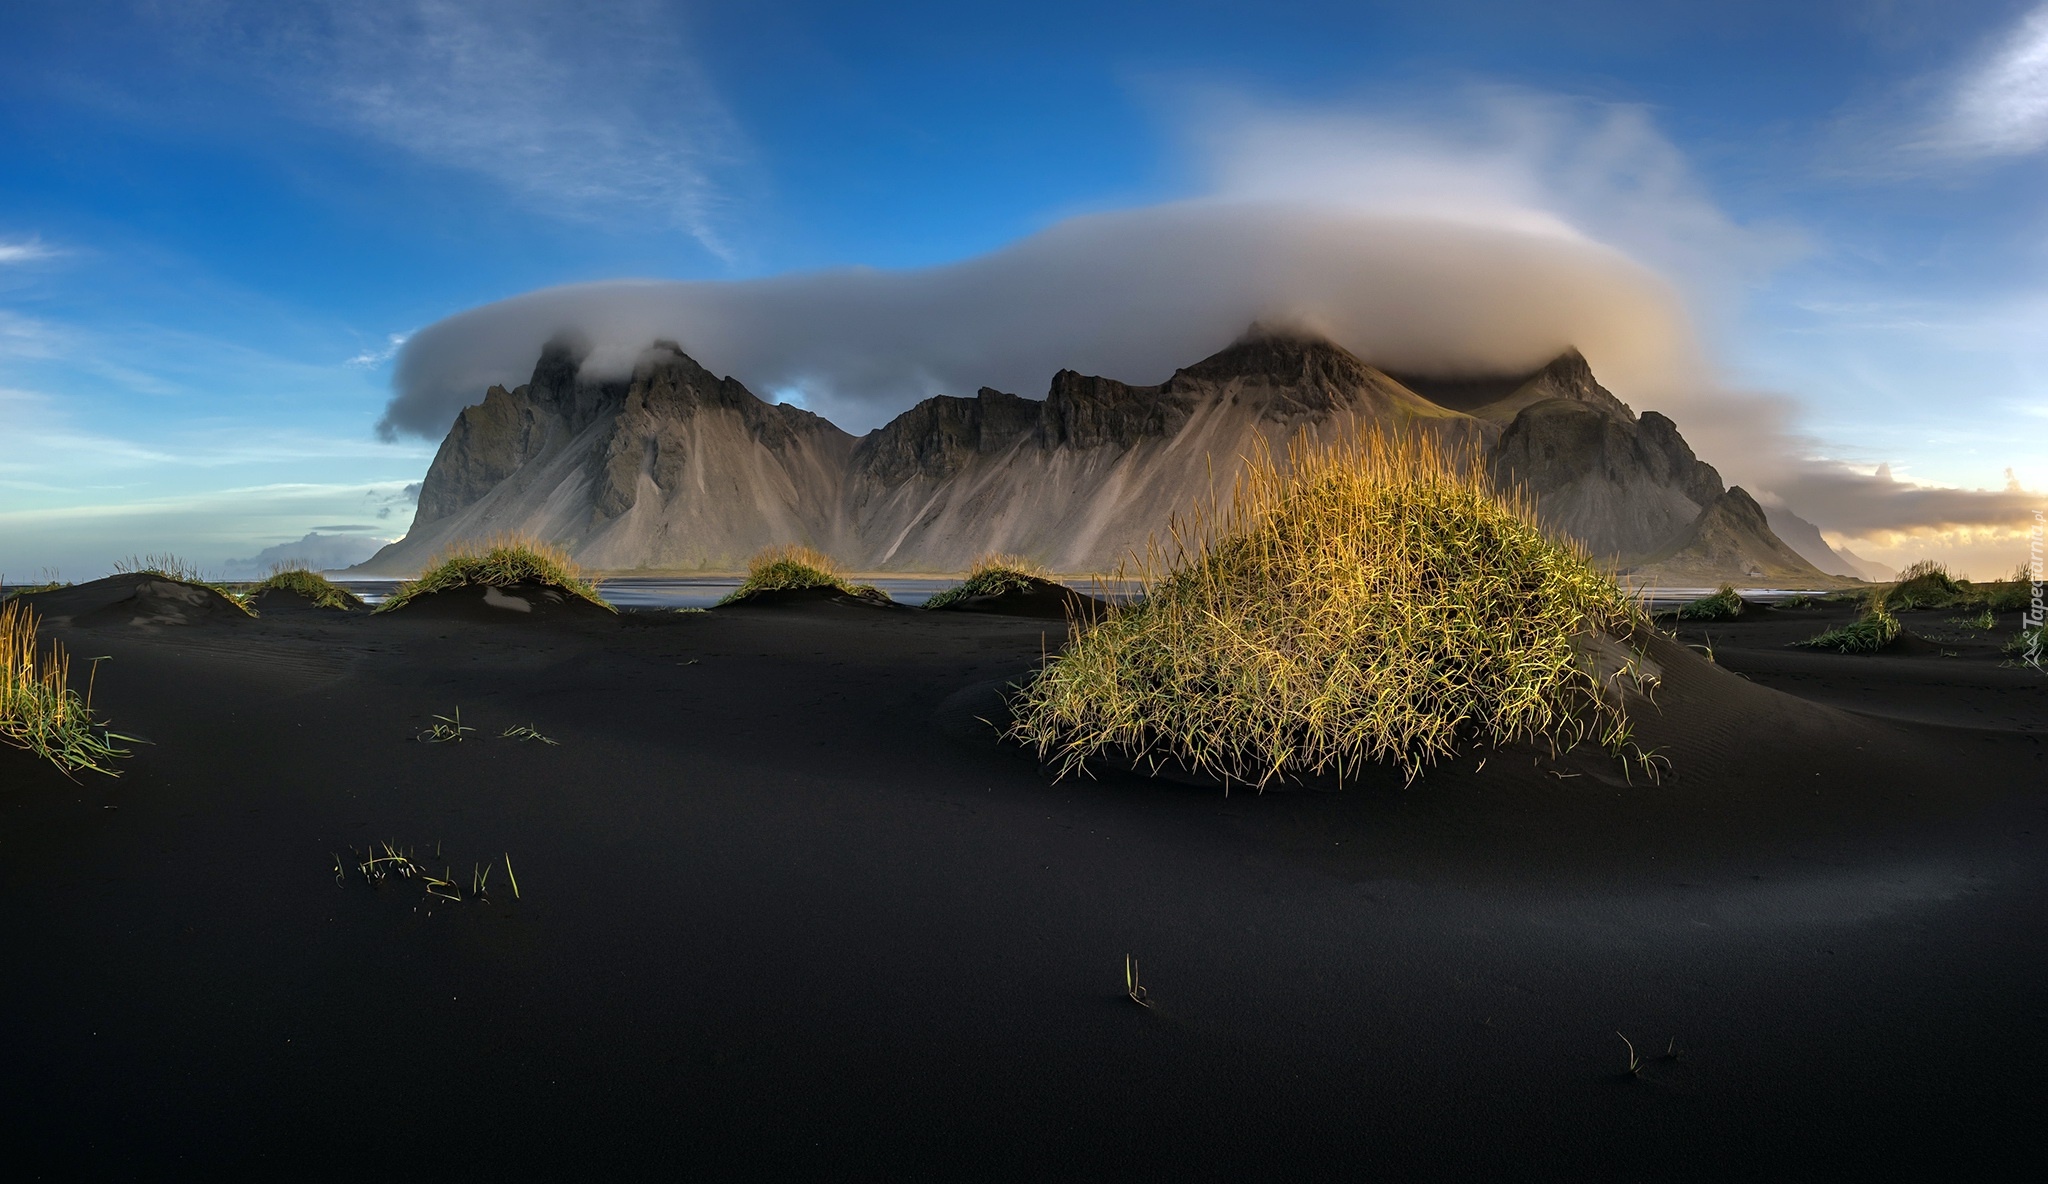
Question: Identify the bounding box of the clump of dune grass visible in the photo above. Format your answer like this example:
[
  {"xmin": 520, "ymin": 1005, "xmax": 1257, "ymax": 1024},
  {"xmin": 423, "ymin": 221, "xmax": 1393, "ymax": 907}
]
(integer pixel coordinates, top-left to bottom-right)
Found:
[
  {"xmin": 1, "ymin": 599, "xmax": 132, "ymax": 777},
  {"xmin": 1677, "ymin": 585, "xmax": 1744, "ymax": 621},
  {"xmin": 1987, "ymin": 563, "xmax": 2037, "ymax": 614},
  {"xmin": 112, "ymin": 553, "xmax": 256, "ymax": 615},
  {"xmin": 1794, "ymin": 595, "xmax": 1902, "ymax": 654},
  {"xmin": 376, "ymin": 536, "xmax": 610, "ymax": 613},
  {"xmin": 715, "ymin": 544, "xmax": 887, "ymax": 605},
  {"xmin": 1008, "ymin": 430, "xmax": 1656, "ymax": 789},
  {"xmin": 251, "ymin": 563, "xmax": 365, "ymax": 610},
  {"xmin": 923, "ymin": 553, "xmax": 1052, "ymax": 610},
  {"xmin": 1886, "ymin": 559, "xmax": 1973, "ymax": 610}
]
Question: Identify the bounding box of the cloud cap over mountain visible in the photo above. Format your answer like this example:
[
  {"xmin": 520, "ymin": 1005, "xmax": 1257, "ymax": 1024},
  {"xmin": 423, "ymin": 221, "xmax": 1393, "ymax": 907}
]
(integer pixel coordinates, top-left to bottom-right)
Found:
[{"xmin": 380, "ymin": 201, "xmax": 1698, "ymax": 440}]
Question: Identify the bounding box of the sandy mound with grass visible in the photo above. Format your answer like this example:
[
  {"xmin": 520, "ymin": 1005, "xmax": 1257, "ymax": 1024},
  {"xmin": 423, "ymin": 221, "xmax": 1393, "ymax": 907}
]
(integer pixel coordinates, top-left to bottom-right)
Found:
[
  {"xmin": 374, "ymin": 538, "xmax": 614, "ymax": 622},
  {"xmin": 15, "ymin": 575, "xmax": 252, "ymax": 629},
  {"xmin": 381, "ymin": 580, "xmax": 616, "ymax": 621},
  {"xmin": 923, "ymin": 574, "xmax": 1107, "ymax": 619},
  {"xmin": 1011, "ymin": 430, "xmax": 1660, "ymax": 788}
]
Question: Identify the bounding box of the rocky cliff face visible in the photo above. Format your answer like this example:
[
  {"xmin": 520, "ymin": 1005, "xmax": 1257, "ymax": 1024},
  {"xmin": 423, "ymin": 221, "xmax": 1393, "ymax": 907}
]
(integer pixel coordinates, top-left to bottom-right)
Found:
[
  {"xmin": 1623, "ymin": 488, "xmax": 1838, "ymax": 586},
  {"xmin": 360, "ymin": 327, "xmax": 1848, "ymax": 587}
]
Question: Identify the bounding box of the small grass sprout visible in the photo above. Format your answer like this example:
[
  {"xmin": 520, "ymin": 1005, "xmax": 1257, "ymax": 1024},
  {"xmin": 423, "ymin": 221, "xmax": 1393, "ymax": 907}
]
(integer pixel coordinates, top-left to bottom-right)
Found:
[
  {"xmin": 0, "ymin": 600, "xmax": 133, "ymax": 777},
  {"xmin": 1677, "ymin": 585, "xmax": 1744, "ymax": 621},
  {"xmin": 417, "ymin": 708, "xmax": 475, "ymax": 743},
  {"xmin": 343, "ymin": 842, "xmax": 523, "ymax": 906},
  {"xmin": 1008, "ymin": 429, "xmax": 1655, "ymax": 789},
  {"xmin": 377, "ymin": 535, "xmax": 611, "ymax": 613},
  {"xmin": 1125, "ymin": 954, "xmax": 1152, "ymax": 1008},
  {"xmin": 716, "ymin": 544, "xmax": 888, "ymax": 605},
  {"xmin": 501, "ymin": 723, "xmax": 559, "ymax": 745},
  {"xmin": 251, "ymin": 563, "xmax": 365, "ymax": 610},
  {"xmin": 923, "ymin": 553, "xmax": 1051, "ymax": 610},
  {"xmin": 1795, "ymin": 595, "xmax": 1903, "ymax": 654},
  {"xmin": 1618, "ymin": 1031, "xmax": 1644, "ymax": 1077}
]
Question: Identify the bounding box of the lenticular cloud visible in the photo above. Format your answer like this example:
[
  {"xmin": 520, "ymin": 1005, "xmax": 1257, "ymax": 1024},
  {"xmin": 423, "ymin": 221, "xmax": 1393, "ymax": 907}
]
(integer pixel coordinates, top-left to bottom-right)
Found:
[{"xmin": 380, "ymin": 200, "xmax": 1699, "ymax": 439}]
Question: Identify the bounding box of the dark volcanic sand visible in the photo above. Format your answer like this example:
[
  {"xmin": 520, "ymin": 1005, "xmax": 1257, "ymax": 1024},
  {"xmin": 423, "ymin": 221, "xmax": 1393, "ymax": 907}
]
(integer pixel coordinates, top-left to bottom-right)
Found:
[{"xmin": 2, "ymin": 583, "xmax": 2042, "ymax": 1178}]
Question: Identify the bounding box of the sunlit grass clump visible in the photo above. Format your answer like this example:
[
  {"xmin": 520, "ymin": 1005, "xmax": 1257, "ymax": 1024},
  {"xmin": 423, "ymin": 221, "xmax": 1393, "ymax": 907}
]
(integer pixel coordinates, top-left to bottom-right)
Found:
[
  {"xmin": 112, "ymin": 553, "xmax": 255, "ymax": 616},
  {"xmin": 923, "ymin": 553, "xmax": 1052, "ymax": 610},
  {"xmin": 1794, "ymin": 594, "xmax": 1902, "ymax": 654},
  {"xmin": 1, "ymin": 599, "xmax": 130, "ymax": 777},
  {"xmin": 1886, "ymin": 559, "xmax": 1970, "ymax": 610},
  {"xmin": 376, "ymin": 536, "xmax": 611, "ymax": 613},
  {"xmin": 1677, "ymin": 585, "xmax": 1744, "ymax": 621},
  {"xmin": 1008, "ymin": 430, "xmax": 1653, "ymax": 788},
  {"xmin": 251, "ymin": 564, "xmax": 365, "ymax": 610},
  {"xmin": 716, "ymin": 544, "xmax": 886, "ymax": 605}
]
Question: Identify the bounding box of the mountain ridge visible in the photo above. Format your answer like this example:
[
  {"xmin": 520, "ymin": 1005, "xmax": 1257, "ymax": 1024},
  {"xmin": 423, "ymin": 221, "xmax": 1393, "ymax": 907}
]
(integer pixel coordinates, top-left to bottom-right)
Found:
[{"xmin": 359, "ymin": 329, "xmax": 1852, "ymax": 586}]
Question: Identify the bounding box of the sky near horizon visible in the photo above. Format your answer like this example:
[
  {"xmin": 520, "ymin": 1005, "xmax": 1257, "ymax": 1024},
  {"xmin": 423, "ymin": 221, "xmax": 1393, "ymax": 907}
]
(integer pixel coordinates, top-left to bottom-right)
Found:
[{"xmin": 1, "ymin": 0, "xmax": 2045, "ymax": 579}]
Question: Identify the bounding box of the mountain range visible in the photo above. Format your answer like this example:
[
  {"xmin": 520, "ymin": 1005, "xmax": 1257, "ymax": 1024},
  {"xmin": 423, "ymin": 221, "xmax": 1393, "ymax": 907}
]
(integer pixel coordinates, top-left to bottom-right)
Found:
[{"xmin": 357, "ymin": 327, "xmax": 1861, "ymax": 587}]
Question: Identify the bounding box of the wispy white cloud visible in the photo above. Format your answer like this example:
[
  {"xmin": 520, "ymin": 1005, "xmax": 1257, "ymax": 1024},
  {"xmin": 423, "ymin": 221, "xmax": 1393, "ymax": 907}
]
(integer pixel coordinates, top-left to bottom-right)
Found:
[
  {"xmin": 1185, "ymin": 87, "xmax": 1807, "ymax": 305},
  {"xmin": 346, "ymin": 331, "xmax": 412, "ymax": 368},
  {"xmin": 0, "ymin": 310, "xmax": 67, "ymax": 359},
  {"xmin": 166, "ymin": 0, "xmax": 750, "ymax": 256},
  {"xmin": 1942, "ymin": 2, "xmax": 2048, "ymax": 157},
  {"xmin": 0, "ymin": 236, "xmax": 59, "ymax": 265}
]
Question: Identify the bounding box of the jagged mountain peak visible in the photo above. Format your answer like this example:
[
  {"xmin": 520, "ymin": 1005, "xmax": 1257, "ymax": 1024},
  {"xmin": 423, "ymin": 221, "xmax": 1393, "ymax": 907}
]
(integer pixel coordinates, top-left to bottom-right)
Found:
[{"xmin": 1178, "ymin": 322, "xmax": 1375, "ymax": 385}]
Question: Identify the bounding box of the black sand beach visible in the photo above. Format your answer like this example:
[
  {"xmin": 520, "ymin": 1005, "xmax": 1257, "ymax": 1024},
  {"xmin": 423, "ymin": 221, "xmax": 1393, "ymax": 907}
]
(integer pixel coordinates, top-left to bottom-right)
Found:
[{"xmin": 3, "ymin": 583, "xmax": 2042, "ymax": 1178}]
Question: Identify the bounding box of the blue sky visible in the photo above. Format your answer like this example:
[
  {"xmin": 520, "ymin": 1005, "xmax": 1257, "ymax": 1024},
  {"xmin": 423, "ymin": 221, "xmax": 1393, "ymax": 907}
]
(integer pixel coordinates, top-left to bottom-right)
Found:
[{"xmin": 1, "ymin": 0, "xmax": 2044, "ymax": 578}]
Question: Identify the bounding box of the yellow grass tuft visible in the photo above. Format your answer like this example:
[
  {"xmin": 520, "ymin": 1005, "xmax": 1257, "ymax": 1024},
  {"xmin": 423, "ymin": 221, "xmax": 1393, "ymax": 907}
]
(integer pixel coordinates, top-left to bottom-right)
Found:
[
  {"xmin": 376, "ymin": 535, "xmax": 611, "ymax": 613},
  {"xmin": 1007, "ymin": 428, "xmax": 1655, "ymax": 788},
  {"xmin": 252, "ymin": 563, "xmax": 365, "ymax": 610},
  {"xmin": 924, "ymin": 552, "xmax": 1053, "ymax": 610},
  {"xmin": 717, "ymin": 544, "xmax": 887, "ymax": 605},
  {"xmin": 1, "ymin": 599, "xmax": 131, "ymax": 777}
]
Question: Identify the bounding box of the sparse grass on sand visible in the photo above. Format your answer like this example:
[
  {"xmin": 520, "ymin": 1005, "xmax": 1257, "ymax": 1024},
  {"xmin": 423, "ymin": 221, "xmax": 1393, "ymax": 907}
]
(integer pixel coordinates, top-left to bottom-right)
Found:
[
  {"xmin": 1677, "ymin": 585, "xmax": 1744, "ymax": 621},
  {"xmin": 251, "ymin": 564, "xmax": 365, "ymax": 610},
  {"xmin": 112, "ymin": 553, "xmax": 256, "ymax": 616},
  {"xmin": 1, "ymin": 569, "xmax": 68, "ymax": 602},
  {"xmin": 923, "ymin": 554, "xmax": 1052, "ymax": 610},
  {"xmin": 1008, "ymin": 430, "xmax": 1656, "ymax": 788},
  {"xmin": 1795, "ymin": 594, "xmax": 1903, "ymax": 654},
  {"xmin": 376, "ymin": 537, "xmax": 611, "ymax": 614},
  {"xmin": 716, "ymin": 544, "xmax": 888, "ymax": 606},
  {"xmin": 1, "ymin": 599, "xmax": 131, "ymax": 776}
]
